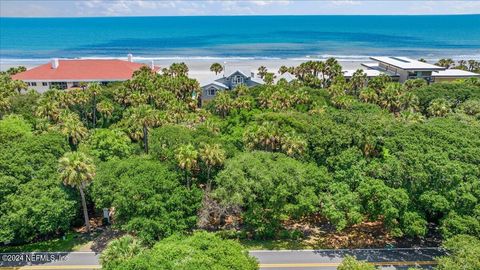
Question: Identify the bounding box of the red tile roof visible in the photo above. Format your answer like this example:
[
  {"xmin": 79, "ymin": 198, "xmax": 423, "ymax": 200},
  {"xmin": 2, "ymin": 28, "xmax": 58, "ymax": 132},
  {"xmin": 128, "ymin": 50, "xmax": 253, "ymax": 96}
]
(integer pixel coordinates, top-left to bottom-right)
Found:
[{"xmin": 12, "ymin": 59, "xmax": 157, "ymax": 81}]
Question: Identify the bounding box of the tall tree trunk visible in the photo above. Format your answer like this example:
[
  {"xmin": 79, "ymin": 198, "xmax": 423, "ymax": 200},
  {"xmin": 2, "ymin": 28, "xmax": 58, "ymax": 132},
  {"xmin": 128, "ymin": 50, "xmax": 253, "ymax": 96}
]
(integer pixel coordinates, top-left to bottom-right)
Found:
[
  {"xmin": 92, "ymin": 93, "xmax": 97, "ymax": 127},
  {"xmin": 206, "ymin": 166, "xmax": 212, "ymax": 192},
  {"xmin": 143, "ymin": 124, "xmax": 148, "ymax": 154},
  {"xmin": 79, "ymin": 186, "xmax": 91, "ymax": 233},
  {"xmin": 185, "ymin": 170, "xmax": 190, "ymax": 189}
]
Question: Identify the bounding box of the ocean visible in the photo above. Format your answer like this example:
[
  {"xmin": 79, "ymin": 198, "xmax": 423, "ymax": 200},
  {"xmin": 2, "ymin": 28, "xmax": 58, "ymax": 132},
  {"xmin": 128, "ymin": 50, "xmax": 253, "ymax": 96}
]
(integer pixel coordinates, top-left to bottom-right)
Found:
[{"xmin": 1, "ymin": 15, "xmax": 479, "ymax": 63}]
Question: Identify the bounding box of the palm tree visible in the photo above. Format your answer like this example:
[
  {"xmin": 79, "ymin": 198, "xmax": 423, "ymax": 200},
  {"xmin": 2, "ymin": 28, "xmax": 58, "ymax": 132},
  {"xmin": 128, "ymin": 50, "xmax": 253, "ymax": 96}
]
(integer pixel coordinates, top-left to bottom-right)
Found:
[
  {"xmin": 359, "ymin": 87, "xmax": 378, "ymax": 103},
  {"xmin": 57, "ymin": 110, "xmax": 88, "ymax": 149},
  {"xmin": 96, "ymin": 100, "xmax": 114, "ymax": 127},
  {"xmin": 127, "ymin": 105, "xmax": 161, "ymax": 153},
  {"xmin": 457, "ymin": 60, "xmax": 468, "ymax": 70},
  {"xmin": 427, "ymin": 98, "xmax": 452, "ymax": 117},
  {"xmin": 0, "ymin": 95, "xmax": 11, "ymax": 118},
  {"xmin": 233, "ymin": 95, "xmax": 254, "ymax": 110},
  {"xmin": 199, "ymin": 143, "xmax": 225, "ymax": 191},
  {"xmin": 87, "ymin": 82, "xmax": 102, "ymax": 127},
  {"xmin": 257, "ymin": 66, "xmax": 268, "ymax": 79},
  {"xmin": 349, "ymin": 69, "xmax": 367, "ymax": 96},
  {"xmin": 403, "ymin": 78, "xmax": 427, "ymax": 91},
  {"xmin": 210, "ymin": 63, "xmax": 224, "ymax": 75},
  {"xmin": 281, "ymin": 134, "xmax": 307, "ymax": 158},
  {"xmin": 36, "ymin": 99, "xmax": 61, "ymax": 122},
  {"xmin": 379, "ymin": 82, "xmax": 403, "ymax": 114},
  {"xmin": 58, "ymin": 151, "xmax": 96, "ymax": 233},
  {"xmin": 278, "ymin": 65, "xmax": 290, "ymax": 75},
  {"xmin": 467, "ymin": 60, "xmax": 479, "ymax": 72},
  {"xmin": 263, "ymin": 73, "xmax": 276, "ymax": 85},
  {"xmin": 214, "ymin": 91, "xmax": 233, "ymax": 118},
  {"xmin": 175, "ymin": 144, "xmax": 198, "ymax": 189},
  {"xmin": 100, "ymin": 235, "xmax": 143, "ymax": 267},
  {"xmin": 114, "ymin": 87, "xmax": 132, "ymax": 108},
  {"xmin": 435, "ymin": 58, "xmax": 455, "ymax": 68},
  {"xmin": 10, "ymin": 80, "xmax": 27, "ymax": 94},
  {"xmin": 168, "ymin": 62, "xmax": 189, "ymax": 77}
]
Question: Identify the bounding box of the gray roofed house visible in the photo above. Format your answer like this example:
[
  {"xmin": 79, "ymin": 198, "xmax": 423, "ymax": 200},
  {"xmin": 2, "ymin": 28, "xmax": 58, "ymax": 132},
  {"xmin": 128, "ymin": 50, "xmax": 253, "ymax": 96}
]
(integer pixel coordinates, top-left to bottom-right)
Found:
[{"xmin": 200, "ymin": 69, "xmax": 263, "ymax": 103}]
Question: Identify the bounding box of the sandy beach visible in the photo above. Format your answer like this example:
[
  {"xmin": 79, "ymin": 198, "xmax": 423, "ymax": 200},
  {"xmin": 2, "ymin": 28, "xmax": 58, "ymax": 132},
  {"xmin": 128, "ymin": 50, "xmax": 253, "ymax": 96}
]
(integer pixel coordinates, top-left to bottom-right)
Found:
[{"xmin": 1, "ymin": 58, "xmax": 366, "ymax": 84}]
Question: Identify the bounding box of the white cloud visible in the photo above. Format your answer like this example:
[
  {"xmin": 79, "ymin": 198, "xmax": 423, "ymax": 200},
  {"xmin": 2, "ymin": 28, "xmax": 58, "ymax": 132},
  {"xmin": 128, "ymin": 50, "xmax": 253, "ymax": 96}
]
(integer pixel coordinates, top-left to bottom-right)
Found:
[
  {"xmin": 1, "ymin": 0, "xmax": 479, "ymax": 17},
  {"xmin": 330, "ymin": 1, "xmax": 361, "ymax": 6}
]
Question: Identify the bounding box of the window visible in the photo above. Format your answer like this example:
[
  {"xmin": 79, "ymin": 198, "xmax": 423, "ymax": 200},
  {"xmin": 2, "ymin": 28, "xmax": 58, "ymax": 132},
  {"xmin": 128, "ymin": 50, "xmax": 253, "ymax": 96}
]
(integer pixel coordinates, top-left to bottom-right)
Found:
[
  {"xmin": 72, "ymin": 82, "xmax": 80, "ymax": 87},
  {"xmin": 42, "ymin": 82, "xmax": 48, "ymax": 86},
  {"xmin": 30, "ymin": 82, "xmax": 37, "ymax": 86},
  {"xmin": 232, "ymin": 75, "xmax": 244, "ymax": 85},
  {"xmin": 50, "ymin": 82, "xmax": 68, "ymax": 90},
  {"xmin": 207, "ymin": 87, "xmax": 217, "ymax": 96}
]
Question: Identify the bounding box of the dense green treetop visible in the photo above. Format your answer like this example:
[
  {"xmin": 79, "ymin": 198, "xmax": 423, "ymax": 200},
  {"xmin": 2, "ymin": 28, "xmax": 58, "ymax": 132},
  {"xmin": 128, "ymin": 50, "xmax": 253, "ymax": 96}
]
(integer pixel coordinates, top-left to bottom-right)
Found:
[
  {"xmin": 436, "ymin": 234, "xmax": 480, "ymax": 270},
  {"xmin": 102, "ymin": 231, "xmax": 258, "ymax": 270},
  {"xmin": 338, "ymin": 256, "xmax": 376, "ymax": 270},
  {"xmin": 0, "ymin": 114, "xmax": 32, "ymax": 143},
  {"xmin": 214, "ymin": 151, "xmax": 331, "ymax": 238},
  {"xmin": 92, "ymin": 157, "xmax": 202, "ymax": 245},
  {"xmin": 79, "ymin": 128, "xmax": 135, "ymax": 161}
]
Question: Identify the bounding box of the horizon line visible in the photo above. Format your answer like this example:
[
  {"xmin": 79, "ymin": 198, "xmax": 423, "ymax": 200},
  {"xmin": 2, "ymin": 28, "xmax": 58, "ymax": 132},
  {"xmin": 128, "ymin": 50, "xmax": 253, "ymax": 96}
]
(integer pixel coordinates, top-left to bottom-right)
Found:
[{"xmin": 2, "ymin": 13, "xmax": 480, "ymax": 19}]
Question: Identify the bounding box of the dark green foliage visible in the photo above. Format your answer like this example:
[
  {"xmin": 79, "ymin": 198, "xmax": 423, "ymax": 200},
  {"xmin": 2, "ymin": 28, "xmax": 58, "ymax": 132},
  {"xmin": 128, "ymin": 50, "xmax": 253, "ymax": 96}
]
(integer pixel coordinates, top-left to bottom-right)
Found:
[
  {"xmin": 79, "ymin": 129, "xmax": 134, "ymax": 161},
  {"xmin": 92, "ymin": 157, "xmax": 202, "ymax": 245},
  {"xmin": 0, "ymin": 178, "xmax": 77, "ymax": 243},
  {"xmin": 8, "ymin": 90, "xmax": 40, "ymax": 124},
  {"xmin": 412, "ymin": 82, "xmax": 480, "ymax": 113},
  {"xmin": 436, "ymin": 234, "xmax": 480, "ymax": 270},
  {"xmin": 0, "ymin": 128, "xmax": 74, "ymax": 244},
  {"xmin": 320, "ymin": 183, "xmax": 363, "ymax": 231},
  {"xmin": 338, "ymin": 255, "xmax": 375, "ymax": 270},
  {"xmin": 102, "ymin": 231, "xmax": 258, "ymax": 270},
  {"xmin": 150, "ymin": 125, "xmax": 194, "ymax": 163},
  {"xmin": 100, "ymin": 235, "xmax": 143, "ymax": 270},
  {"xmin": 0, "ymin": 131, "xmax": 69, "ymax": 183},
  {"xmin": 0, "ymin": 114, "xmax": 32, "ymax": 143},
  {"xmin": 213, "ymin": 151, "xmax": 331, "ymax": 238}
]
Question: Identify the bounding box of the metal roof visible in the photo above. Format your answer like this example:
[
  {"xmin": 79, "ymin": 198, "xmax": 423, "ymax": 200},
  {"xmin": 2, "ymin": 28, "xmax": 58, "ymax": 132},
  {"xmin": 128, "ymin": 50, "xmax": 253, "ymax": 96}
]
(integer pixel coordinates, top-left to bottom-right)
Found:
[
  {"xmin": 343, "ymin": 69, "xmax": 385, "ymax": 77},
  {"xmin": 201, "ymin": 81, "xmax": 228, "ymax": 89},
  {"xmin": 432, "ymin": 69, "xmax": 480, "ymax": 77},
  {"xmin": 370, "ymin": 56, "xmax": 446, "ymax": 71}
]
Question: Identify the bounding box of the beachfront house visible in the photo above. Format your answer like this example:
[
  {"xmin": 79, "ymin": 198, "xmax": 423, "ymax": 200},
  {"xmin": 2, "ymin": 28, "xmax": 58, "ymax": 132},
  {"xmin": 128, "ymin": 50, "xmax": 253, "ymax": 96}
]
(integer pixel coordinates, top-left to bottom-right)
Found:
[
  {"xmin": 431, "ymin": 69, "xmax": 480, "ymax": 82},
  {"xmin": 345, "ymin": 56, "xmax": 479, "ymax": 83},
  {"xmin": 200, "ymin": 70, "xmax": 263, "ymax": 103},
  {"xmin": 11, "ymin": 54, "xmax": 158, "ymax": 92},
  {"xmin": 364, "ymin": 57, "xmax": 446, "ymax": 83}
]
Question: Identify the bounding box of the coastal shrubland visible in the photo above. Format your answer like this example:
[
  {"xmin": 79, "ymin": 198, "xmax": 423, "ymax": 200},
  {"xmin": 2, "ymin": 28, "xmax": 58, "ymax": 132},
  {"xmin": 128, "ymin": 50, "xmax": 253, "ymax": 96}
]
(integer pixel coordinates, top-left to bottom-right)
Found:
[{"xmin": 1, "ymin": 62, "xmax": 480, "ymax": 266}]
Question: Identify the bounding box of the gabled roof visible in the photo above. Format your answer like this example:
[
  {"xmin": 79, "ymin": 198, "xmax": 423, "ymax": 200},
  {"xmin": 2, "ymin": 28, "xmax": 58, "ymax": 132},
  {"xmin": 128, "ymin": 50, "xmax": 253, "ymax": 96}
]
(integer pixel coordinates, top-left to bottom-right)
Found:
[
  {"xmin": 250, "ymin": 77, "xmax": 264, "ymax": 84},
  {"xmin": 11, "ymin": 59, "xmax": 159, "ymax": 81},
  {"xmin": 370, "ymin": 56, "xmax": 445, "ymax": 71},
  {"xmin": 276, "ymin": 72, "xmax": 295, "ymax": 83},
  {"xmin": 225, "ymin": 69, "xmax": 251, "ymax": 79},
  {"xmin": 432, "ymin": 69, "xmax": 480, "ymax": 78},
  {"xmin": 201, "ymin": 81, "xmax": 228, "ymax": 89}
]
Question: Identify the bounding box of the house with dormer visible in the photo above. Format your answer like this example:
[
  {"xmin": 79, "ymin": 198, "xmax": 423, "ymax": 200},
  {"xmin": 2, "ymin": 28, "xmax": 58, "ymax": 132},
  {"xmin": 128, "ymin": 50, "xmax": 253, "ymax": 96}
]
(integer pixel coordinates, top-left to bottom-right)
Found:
[{"xmin": 200, "ymin": 70, "xmax": 263, "ymax": 103}]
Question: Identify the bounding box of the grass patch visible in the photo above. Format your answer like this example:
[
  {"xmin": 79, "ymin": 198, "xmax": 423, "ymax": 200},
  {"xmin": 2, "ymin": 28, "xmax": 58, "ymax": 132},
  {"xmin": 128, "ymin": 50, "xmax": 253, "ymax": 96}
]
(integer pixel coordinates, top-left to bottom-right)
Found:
[{"xmin": 0, "ymin": 232, "xmax": 91, "ymax": 252}]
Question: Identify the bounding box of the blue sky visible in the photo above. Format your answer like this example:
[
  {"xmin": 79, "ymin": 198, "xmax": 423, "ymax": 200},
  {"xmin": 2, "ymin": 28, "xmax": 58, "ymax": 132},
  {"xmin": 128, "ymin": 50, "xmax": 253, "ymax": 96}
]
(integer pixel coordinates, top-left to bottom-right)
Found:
[{"xmin": 1, "ymin": 0, "xmax": 480, "ymax": 17}]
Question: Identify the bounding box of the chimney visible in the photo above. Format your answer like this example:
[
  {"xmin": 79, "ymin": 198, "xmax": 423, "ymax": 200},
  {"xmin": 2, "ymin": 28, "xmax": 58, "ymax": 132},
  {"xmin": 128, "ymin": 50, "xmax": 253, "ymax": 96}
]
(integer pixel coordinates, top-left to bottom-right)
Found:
[
  {"xmin": 51, "ymin": 58, "xmax": 59, "ymax": 69},
  {"xmin": 127, "ymin": 53, "xmax": 133, "ymax": 62},
  {"xmin": 251, "ymin": 71, "xmax": 255, "ymax": 78},
  {"xmin": 150, "ymin": 60, "xmax": 155, "ymax": 70}
]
